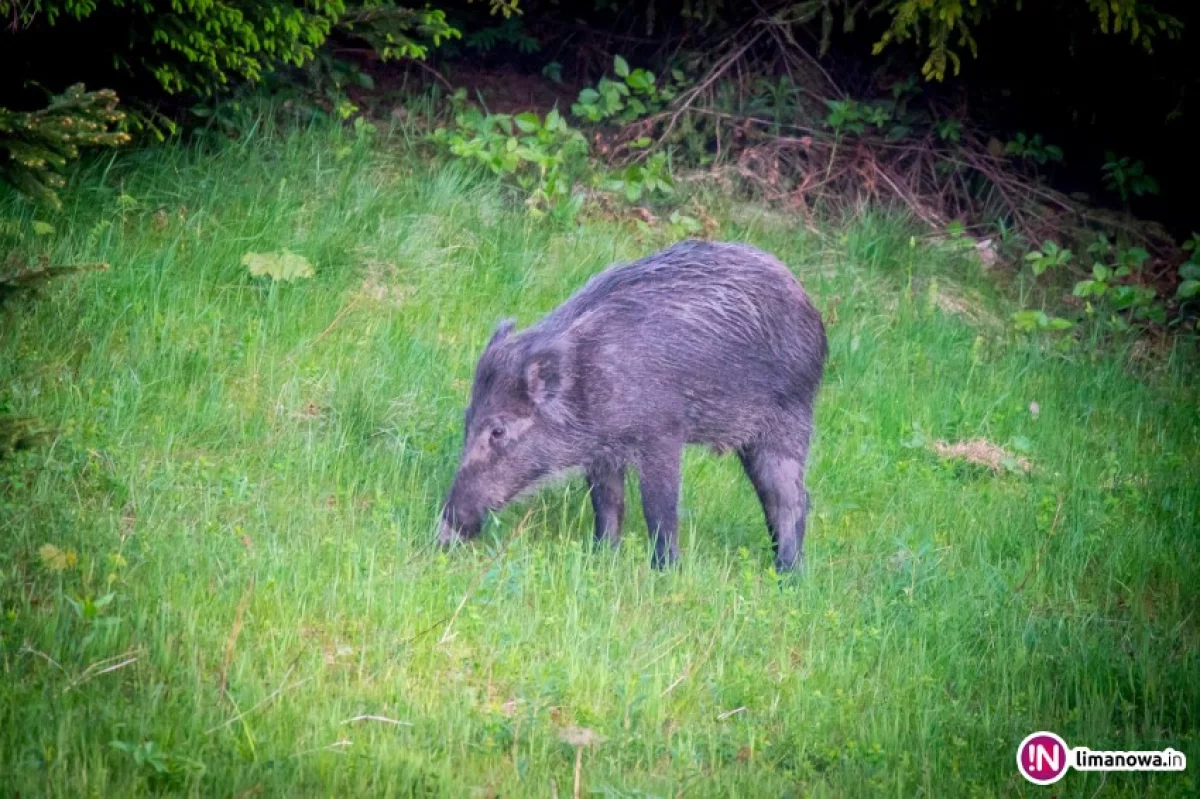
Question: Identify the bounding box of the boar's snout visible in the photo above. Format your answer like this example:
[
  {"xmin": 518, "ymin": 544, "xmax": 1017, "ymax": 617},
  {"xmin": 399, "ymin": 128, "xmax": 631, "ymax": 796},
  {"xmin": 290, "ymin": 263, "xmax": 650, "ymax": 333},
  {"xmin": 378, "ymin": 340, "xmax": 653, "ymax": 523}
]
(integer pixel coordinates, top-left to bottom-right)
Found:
[
  {"xmin": 437, "ymin": 484, "xmax": 485, "ymax": 546},
  {"xmin": 436, "ymin": 515, "xmax": 464, "ymax": 546}
]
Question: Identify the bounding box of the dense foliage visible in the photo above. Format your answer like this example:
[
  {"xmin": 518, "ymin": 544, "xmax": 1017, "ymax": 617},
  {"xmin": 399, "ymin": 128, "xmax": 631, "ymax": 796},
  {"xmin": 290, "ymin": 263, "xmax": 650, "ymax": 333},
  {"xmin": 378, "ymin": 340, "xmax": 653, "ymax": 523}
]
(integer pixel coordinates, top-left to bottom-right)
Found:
[
  {"xmin": 0, "ymin": 0, "xmax": 493, "ymax": 204},
  {"xmin": 847, "ymin": 0, "xmax": 1183, "ymax": 79},
  {"xmin": 0, "ymin": 84, "xmax": 128, "ymax": 209},
  {"xmin": 1, "ymin": 0, "xmax": 1196, "ymax": 331}
]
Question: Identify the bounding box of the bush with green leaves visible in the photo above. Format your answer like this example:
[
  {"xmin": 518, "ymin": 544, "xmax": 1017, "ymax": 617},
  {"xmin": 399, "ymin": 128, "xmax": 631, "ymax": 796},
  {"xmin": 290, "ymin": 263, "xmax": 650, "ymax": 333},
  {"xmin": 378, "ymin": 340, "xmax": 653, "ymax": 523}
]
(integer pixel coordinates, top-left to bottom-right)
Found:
[
  {"xmin": 0, "ymin": 84, "xmax": 130, "ymax": 209},
  {"xmin": 1, "ymin": 1, "xmax": 466, "ymax": 96},
  {"xmin": 1, "ymin": 1, "xmax": 347, "ymax": 95},
  {"xmin": 1102, "ymin": 152, "xmax": 1159, "ymax": 204},
  {"xmin": 598, "ymin": 148, "xmax": 675, "ymax": 203},
  {"xmin": 430, "ymin": 96, "xmax": 589, "ymax": 219},
  {"xmin": 1071, "ymin": 237, "xmax": 1164, "ymax": 325},
  {"xmin": 461, "ymin": 16, "xmax": 540, "ymax": 55},
  {"xmin": 571, "ymin": 56, "xmax": 687, "ymax": 125},
  {"xmin": 817, "ymin": 0, "xmax": 1186, "ymax": 80},
  {"xmin": 0, "ymin": 0, "xmax": 486, "ymax": 203},
  {"xmin": 819, "ymin": 84, "xmax": 962, "ymax": 145},
  {"xmin": 1011, "ymin": 309, "xmax": 1074, "ymax": 334},
  {"xmin": 1022, "ymin": 240, "xmax": 1073, "ymax": 277},
  {"xmin": 823, "ymin": 98, "xmax": 893, "ymax": 137},
  {"xmin": 1005, "ymin": 133, "xmax": 1064, "ymax": 166}
]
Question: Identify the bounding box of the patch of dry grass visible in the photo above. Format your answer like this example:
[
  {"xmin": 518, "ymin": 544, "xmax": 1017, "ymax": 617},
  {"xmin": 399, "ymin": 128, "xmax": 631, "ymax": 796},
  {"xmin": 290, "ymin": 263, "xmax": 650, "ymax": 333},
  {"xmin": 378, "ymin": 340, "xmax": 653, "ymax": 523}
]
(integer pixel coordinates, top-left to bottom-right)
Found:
[{"xmin": 932, "ymin": 438, "xmax": 1032, "ymax": 474}]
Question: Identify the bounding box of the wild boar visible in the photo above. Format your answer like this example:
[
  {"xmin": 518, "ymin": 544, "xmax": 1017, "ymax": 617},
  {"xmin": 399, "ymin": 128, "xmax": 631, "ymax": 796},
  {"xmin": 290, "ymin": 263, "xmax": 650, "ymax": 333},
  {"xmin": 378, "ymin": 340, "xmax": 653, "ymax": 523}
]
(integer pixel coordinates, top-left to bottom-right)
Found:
[{"xmin": 438, "ymin": 239, "xmax": 827, "ymax": 571}]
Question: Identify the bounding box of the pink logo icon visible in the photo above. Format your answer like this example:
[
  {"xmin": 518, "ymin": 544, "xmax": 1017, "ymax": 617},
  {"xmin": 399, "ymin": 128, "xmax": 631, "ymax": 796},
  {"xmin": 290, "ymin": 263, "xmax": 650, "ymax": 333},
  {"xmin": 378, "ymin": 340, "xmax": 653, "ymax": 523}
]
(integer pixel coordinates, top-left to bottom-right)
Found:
[{"xmin": 1017, "ymin": 731, "xmax": 1070, "ymax": 785}]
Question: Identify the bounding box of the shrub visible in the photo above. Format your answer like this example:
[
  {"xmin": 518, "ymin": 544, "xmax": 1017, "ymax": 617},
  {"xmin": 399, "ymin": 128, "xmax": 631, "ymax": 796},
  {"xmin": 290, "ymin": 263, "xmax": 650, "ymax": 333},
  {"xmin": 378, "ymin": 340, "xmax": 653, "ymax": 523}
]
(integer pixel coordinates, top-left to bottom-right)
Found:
[
  {"xmin": 430, "ymin": 96, "xmax": 589, "ymax": 220},
  {"xmin": 0, "ymin": 1, "xmax": 499, "ymax": 203},
  {"xmin": 0, "ymin": 85, "xmax": 129, "ymax": 209}
]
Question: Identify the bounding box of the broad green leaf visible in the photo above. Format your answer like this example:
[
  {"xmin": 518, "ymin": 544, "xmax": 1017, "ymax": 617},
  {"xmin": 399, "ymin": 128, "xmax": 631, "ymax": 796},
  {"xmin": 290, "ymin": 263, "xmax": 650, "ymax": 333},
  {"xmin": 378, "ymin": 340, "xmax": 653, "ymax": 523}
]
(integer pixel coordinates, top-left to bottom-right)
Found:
[
  {"xmin": 242, "ymin": 250, "xmax": 315, "ymax": 282},
  {"xmin": 514, "ymin": 112, "xmax": 539, "ymax": 133},
  {"xmin": 1123, "ymin": 247, "xmax": 1150, "ymax": 267},
  {"xmin": 31, "ymin": 220, "xmax": 55, "ymax": 236},
  {"xmin": 613, "ymin": 55, "xmax": 630, "ymax": 78},
  {"xmin": 39, "ymin": 543, "xmax": 77, "ymax": 572}
]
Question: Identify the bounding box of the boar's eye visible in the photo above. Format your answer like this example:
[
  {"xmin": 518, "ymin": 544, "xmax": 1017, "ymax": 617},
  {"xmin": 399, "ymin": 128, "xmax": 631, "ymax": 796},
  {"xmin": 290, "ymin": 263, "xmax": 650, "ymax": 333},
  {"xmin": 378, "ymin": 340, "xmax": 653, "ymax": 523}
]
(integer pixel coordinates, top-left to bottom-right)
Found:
[{"xmin": 489, "ymin": 424, "xmax": 506, "ymax": 442}]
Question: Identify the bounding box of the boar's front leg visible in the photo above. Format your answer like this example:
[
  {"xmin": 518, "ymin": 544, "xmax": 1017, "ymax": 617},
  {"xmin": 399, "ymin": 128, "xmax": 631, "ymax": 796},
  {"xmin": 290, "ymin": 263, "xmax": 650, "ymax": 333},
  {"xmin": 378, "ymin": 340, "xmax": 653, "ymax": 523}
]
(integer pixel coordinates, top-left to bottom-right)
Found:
[
  {"xmin": 586, "ymin": 462, "xmax": 626, "ymax": 546},
  {"xmin": 636, "ymin": 441, "xmax": 683, "ymax": 569}
]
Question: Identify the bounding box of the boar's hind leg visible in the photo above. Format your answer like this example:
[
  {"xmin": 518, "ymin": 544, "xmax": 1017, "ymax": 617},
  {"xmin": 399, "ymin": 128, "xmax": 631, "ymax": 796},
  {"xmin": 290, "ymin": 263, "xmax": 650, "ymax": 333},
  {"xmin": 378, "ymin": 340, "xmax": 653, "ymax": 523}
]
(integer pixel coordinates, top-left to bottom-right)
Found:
[
  {"xmin": 739, "ymin": 433, "xmax": 811, "ymax": 572},
  {"xmin": 635, "ymin": 443, "xmax": 683, "ymax": 569},
  {"xmin": 587, "ymin": 462, "xmax": 626, "ymax": 546}
]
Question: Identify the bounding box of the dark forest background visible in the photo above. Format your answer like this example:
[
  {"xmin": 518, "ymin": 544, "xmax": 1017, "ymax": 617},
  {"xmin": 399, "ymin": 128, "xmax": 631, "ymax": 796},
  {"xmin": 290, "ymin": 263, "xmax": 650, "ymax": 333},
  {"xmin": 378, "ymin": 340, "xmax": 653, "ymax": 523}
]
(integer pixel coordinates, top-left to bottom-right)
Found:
[{"xmin": 4, "ymin": 0, "xmax": 1199, "ymax": 326}]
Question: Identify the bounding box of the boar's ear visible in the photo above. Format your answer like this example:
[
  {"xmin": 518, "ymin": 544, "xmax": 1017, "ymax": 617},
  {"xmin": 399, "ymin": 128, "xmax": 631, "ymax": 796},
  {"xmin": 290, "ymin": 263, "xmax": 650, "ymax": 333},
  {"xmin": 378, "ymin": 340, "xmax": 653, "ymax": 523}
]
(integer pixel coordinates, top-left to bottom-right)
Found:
[
  {"xmin": 524, "ymin": 344, "xmax": 571, "ymax": 409},
  {"xmin": 484, "ymin": 319, "xmax": 516, "ymax": 354}
]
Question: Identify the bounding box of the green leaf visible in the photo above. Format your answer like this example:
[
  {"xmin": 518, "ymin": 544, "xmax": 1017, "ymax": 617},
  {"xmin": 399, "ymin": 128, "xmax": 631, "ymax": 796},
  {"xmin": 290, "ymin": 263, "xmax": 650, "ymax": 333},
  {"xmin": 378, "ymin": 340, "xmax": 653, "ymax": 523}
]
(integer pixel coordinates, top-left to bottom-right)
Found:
[
  {"xmin": 1123, "ymin": 247, "xmax": 1150, "ymax": 268},
  {"xmin": 1176, "ymin": 279, "xmax": 1200, "ymax": 300},
  {"xmin": 577, "ymin": 88, "xmax": 600, "ymax": 105},
  {"xmin": 542, "ymin": 61, "xmax": 564, "ymax": 84},
  {"xmin": 242, "ymin": 250, "xmax": 315, "ymax": 282},
  {"xmin": 1011, "ymin": 310, "xmax": 1044, "ymax": 332},
  {"xmin": 514, "ymin": 112, "xmax": 539, "ymax": 133},
  {"xmin": 38, "ymin": 543, "xmax": 78, "ymax": 572},
  {"xmin": 613, "ymin": 55, "xmax": 630, "ymax": 78},
  {"xmin": 31, "ymin": 220, "xmax": 55, "ymax": 236}
]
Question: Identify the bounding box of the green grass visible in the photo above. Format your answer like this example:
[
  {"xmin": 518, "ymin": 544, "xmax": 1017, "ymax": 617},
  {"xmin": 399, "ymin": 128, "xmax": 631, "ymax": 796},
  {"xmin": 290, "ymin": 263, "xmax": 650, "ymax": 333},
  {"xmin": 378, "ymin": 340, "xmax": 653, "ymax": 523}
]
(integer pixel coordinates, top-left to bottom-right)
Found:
[{"xmin": 1, "ymin": 120, "xmax": 1197, "ymax": 797}]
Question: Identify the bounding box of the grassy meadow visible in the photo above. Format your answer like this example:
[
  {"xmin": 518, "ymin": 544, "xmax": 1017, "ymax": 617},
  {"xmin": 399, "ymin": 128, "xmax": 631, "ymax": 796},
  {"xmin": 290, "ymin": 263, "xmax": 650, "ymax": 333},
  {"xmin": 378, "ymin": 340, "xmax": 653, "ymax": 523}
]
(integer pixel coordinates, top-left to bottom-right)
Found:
[{"xmin": 1, "ymin": 120, "xmax": 1198, "ymax": 796}]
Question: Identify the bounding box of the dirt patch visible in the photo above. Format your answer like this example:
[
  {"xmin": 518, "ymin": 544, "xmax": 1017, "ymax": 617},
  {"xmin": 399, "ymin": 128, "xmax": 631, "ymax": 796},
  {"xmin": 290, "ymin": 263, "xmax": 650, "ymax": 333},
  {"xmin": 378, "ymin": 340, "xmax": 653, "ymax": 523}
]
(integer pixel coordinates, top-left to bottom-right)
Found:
[
  {"xmin": 443, "ymin": 64, "xmax": 580, "ymax": 114},
  {"xmin": 932, "ymin": 438, "xmax": 1031, "ymax": 474},
  {"xmin": 345, "ymin": 53, "xmax": 579, "ymax": 117}
]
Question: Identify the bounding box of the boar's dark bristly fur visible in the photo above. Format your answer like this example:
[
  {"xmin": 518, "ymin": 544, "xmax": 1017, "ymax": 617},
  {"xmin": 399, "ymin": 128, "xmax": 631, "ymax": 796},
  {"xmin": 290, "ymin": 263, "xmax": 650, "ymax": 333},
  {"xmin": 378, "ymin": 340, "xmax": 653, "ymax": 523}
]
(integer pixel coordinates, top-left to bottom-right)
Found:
[{"xmin": 438, "ymin": 239, "xmax": 827, "ymax": 571}]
